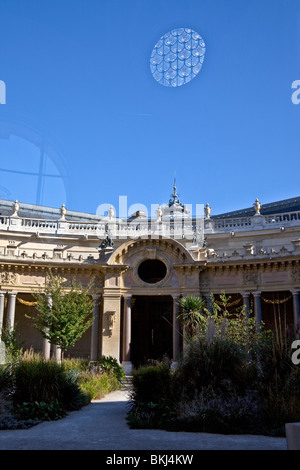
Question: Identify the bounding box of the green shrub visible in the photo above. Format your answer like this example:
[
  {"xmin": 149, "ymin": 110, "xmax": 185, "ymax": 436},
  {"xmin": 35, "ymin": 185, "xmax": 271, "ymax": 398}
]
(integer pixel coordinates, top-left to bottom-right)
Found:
[
  {"xmin": 1, "ymin": 327, "xmax": 24, "ymax": 361},
  {"xmin": 0, "ymin": 352, "xmax": 123, "ymax": 426},
  {"xmin": 127, "ymin": 301, "xmax": 300, "ymax": 436},
  {"xmin": 170, "ymin": 391, "xmax": 265, "ymax": 434},
  {"xmin": 15, "ymin": 400, "xmax": 66, "ymax": 421},
  {"xmin": 128, "ymin": 363, "xmax": 176, "ymax": 429},
  {"xmin": 127, "ymin": 401, "xmax": 175, "ymax": 429},
  {"xmin": 59, "ymin": 369, "xmax": 87, "ymax": 410},
  {"xmin": 61, "ymin": 357, "xmax": 90, "ymax": 372},
  {"xmin": 0, "ymin": 364, "xmax": 14, "ymax": 396},
  {"xmin": 12, "ymin": 355, "xmax": 86, "ymax": 411},
  {"xmin": 256, "ymin": 335, "xmax": 295, "ymax": 389},
  {"xmin": 174, "ymin": 338, "xmax": 249, "ymax": 399},
  {"xmin": 78, "ymin": 370, "xmax": 120, "ymax": 401},
  {"xmin": 0, "ymin": 390, "xmax": 42, "ymax": 429},
  {"xmin": 131, "ymin": 363, "xmax": 174, "ymax": 404},
  {"xmin": 0, "ymin": 390, "xmax": 13, "ymax": 421},
  {"xmin": 91, "ymin": 356, "xmax": 126, "ymax": 383},
  {"xmin": 12, "ymin": 355, "xmax": 69, "ymax": 404}
]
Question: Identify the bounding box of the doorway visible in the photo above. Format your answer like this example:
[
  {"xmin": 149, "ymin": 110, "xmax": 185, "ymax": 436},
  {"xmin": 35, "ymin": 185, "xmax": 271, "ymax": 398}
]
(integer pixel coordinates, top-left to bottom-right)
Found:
[{"xmin": 131, "ymin": 295, "xmax": 173, "ymax": 368}]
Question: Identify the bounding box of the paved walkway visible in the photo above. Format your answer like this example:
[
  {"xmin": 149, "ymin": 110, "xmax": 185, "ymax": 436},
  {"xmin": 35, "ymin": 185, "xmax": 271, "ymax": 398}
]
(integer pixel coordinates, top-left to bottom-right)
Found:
[{"xmin": 0, "ymin": 387, "xmax": 287, "ymax": 450}]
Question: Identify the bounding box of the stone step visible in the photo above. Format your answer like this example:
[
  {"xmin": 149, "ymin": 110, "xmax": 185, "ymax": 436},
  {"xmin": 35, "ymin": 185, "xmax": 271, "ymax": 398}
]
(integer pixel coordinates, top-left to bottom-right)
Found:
[{"xmin": 121, "ymin": 375, "xmax": 133, "ymax": 390}]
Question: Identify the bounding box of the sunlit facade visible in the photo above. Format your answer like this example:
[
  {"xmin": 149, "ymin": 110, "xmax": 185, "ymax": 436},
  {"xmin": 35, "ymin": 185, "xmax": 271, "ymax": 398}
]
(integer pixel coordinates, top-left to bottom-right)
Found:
[{"xmin": 0, "ymin": 186, "xmax": 300, "ymax": 373}]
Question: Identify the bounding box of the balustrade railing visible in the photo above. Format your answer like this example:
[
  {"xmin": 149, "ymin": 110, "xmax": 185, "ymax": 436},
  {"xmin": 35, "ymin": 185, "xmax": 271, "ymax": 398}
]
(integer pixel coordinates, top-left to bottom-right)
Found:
[
  {"xmin": 1, "ymin": 210, "xmax": 300, "ymax": 237},
  {"xmin": 264, "ymin": 211, "xmax": 300, "ymax": 223},
  {"xmin": 212, "ymin": 217, "xmax": 252, "ymax": 230}
]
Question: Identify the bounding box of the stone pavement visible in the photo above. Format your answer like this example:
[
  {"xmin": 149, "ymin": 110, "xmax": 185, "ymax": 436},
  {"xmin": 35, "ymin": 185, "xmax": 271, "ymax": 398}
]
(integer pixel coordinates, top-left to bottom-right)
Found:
[{"xmin": 0, "ymin": 387, "xmax": 287, "ymax": 450}]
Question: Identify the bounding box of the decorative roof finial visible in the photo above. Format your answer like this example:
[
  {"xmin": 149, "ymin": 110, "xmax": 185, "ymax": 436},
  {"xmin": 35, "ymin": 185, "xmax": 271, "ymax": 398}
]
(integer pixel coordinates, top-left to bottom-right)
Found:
[
  {"xmin": 169, "ymin": 173, "xmax": 183, "ymax": 207},
  {"xmin": 108, "ymin": 205, "xmax": 115, "ymax": 220},
  {"xmin": 172, "ymin": 173, "xmax": 177, "ymax": 199},
  {"xmin": 253, "ymin": 198, "xmax": 262, "ymax": 215},
  {"xmin": 156, "ymin": 205, "xmax": 163, "ymax": 221},
  {"xmin": 12, "ymin": 200, "xmax": 20, "ymax": 216},
  {"xmin": 60, "ymin": 203, "xmax": 67, "ymax": 219},
  {"xmin": 204, "ymin": 203, "xmax": 212, "ymax": 219}
]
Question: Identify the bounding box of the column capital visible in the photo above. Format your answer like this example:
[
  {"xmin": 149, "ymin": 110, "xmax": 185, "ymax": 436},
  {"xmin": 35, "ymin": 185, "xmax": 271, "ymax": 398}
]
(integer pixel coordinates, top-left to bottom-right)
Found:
[
  {"xmin": 7, "ymin": 291, "xmax": 18, "ymax": 297},
  {"xmin": 291, "ymin": 290, "xmax": 300, "ymax": 296},
  {"xmin": 123, "ymin": 294, "xmax": 132, "ymax": 299},
  {"xmin": 240, "ymin": 291, "xmax": 251, "ymax": 297},
  {"xmin": 92, "ymin": 293, "xmax": 101, "ymax": 300},
  {"xmin": 252, "ymin": 291, "xmax": 262, "ymax": 297},
  {"xmin": 171, "ymin": 293, "xmax": 180, "ymax": 300}
]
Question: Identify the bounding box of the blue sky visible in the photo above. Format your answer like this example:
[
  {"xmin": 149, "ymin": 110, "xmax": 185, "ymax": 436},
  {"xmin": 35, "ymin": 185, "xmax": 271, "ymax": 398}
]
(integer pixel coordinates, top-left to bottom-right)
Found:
[{"xmin": 0, "ymin": 0, "xmax": 299, "ymax": 218}]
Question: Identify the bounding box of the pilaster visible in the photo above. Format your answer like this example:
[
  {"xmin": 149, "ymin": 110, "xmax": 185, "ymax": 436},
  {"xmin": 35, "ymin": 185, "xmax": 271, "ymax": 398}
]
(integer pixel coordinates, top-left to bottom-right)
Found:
[{"xmin": 90, "ymin": 294, "xmax": 101, "ymax": 361}]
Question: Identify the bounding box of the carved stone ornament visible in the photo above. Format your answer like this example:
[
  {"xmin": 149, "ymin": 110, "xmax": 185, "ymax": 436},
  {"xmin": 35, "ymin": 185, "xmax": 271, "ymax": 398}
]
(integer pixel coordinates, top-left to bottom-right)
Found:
[
  {"xmin": 200, "ymin": 272, "xmax": 210, "ymax": 288},
  {"xmin": 244, "ymin": 243, "xmax": 254, "ymax": 255},
  {"xmin": 291, "ymin": 267, "xmax": 300, "ymax": 283},
  {"xmin": 99, "ymin": 236, "xmax": 114, "ymax": 250},
  {"xmin": 94, "ymin": 276, "xmax": 104, "ymax": 288},
  {"xmin": 242, "ymin": 270, "xmax": 259, "ymax": 286},
  {"xmin": 0, "ymin": 271, "xmax": 17, "ymax": 285},
  {"xmin": 107, "ymin": 311, "xmax": 116, "ymax": 336}
]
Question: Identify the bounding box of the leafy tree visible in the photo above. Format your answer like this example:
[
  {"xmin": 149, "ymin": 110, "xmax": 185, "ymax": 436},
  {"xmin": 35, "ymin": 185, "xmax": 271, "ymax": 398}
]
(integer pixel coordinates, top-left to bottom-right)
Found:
[
  {"xmin": 29, "ymin": 271, "xmax": 95, "ymax": 358},
  {"xmin": 204, "ymin": 292, "xmax": 269, "ymax": 352},
  {"xmin": 1, "ymin": 326, "xmax": 24, "ymax": 361}
]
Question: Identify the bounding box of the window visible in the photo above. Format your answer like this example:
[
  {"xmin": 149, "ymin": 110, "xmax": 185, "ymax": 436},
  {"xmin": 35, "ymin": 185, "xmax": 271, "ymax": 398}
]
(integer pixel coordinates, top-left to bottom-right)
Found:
[{"xmin": 138, "ymin": 259, "xmax": 167, "ymax": 284}]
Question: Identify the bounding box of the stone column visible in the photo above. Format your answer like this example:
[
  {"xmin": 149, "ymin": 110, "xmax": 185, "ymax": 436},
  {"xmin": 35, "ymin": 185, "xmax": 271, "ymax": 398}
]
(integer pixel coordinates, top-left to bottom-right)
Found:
[
  {"xmin": 90, "ymin": 294, "xmax": 101, "ymax": 361},
  {"xmin": 291, "ymin": 290, "xmax": 300, "ymax": 334},
  {"xmin": 204, "ymin": 293, "xmax": 213, "ymax": 313},
  {"xmin": 6, "ymin": 291, "xmax": 17, "ymax": 333},
  {"xmin": 172, "ymin": 295, "xmax": 180, "ymax": 363},
  {"xmin": 42, "ymin": 294, "xmax": 51, "ymax": 359},
  {"xmin": 241, "ymin": 292, "xmax": 251, "ymax": 314},
  {"xmin": 253, "ymin": 291, "xmax": 262, "ymax": 330},
  {"xmin": 53, "ymin": 345, "xmax": 62, "ymax": 362},
  {"xmin": 0, "ymin": 291, "xmax": 6, "ymax": 338},
  {"xmin": 122, "ymin": 294, "xmax": 132, "ymax": 375}
]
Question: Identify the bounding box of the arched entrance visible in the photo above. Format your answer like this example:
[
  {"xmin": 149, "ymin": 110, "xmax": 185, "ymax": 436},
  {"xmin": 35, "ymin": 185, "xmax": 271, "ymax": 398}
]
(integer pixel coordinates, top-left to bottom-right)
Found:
[
  {"xmin": 130, "ymin": 295, "xmax": 173, "ymax": 368},
  {"xmin": 112, "ymin": 237, "xmax": 192, "ymax": 372}
]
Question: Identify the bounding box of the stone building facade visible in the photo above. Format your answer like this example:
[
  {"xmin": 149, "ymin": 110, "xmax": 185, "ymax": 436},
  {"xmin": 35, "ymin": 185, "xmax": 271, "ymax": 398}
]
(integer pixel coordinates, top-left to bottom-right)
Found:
[{"xmin": 0, "ymin": 186, "xmax": 300, "ymax": 373}]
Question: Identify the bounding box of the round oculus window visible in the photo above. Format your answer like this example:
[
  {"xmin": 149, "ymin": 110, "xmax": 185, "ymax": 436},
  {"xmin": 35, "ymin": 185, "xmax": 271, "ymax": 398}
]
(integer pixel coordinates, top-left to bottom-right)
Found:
[{"xmin": 138, "ymin": 259, "xmax": 167, "ymax": 284}]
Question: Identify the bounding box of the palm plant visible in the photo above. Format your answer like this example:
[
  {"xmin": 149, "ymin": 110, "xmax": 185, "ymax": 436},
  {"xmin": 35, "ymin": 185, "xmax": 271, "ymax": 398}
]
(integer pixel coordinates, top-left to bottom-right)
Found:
[{"xmin": 177, "ymin": 296, "xmax": 207, "ymax": 338}]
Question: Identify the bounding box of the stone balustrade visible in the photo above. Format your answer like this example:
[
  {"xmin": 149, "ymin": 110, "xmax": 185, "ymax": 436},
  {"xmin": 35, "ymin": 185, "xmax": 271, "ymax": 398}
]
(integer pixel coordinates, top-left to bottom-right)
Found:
[{"xmin": 0, "ymin": 210, "xmax": 300, "ymax": 239}]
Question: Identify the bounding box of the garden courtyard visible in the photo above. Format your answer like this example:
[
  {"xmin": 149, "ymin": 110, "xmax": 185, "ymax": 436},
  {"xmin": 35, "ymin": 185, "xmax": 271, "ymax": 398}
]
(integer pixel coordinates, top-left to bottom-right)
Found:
[
  {"xmin": 0, "ymin": 279, "xmax": 298, "ymax": 450},
  {"xmin": 0, "ymin": 387, "xmax": 287, "ymax": 450}
]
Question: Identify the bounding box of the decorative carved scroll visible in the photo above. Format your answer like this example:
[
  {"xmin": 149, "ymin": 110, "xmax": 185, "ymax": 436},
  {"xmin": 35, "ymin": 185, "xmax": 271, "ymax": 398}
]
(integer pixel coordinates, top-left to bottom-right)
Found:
[{"xmin": 0, "ymin": 271, "xmax": 17, "ymax": 285}]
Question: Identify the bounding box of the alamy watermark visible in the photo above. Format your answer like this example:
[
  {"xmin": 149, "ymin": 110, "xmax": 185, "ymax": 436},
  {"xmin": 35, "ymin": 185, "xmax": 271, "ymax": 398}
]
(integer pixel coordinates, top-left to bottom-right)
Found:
[
  {"xmin": 291, "ymin": 80, "xmax": 300, "ymax": 104},
  {"xmin": 291, "ymin": 340, "xmax": 300, "ymax": 364},
  {"xmin": 95, "ymin": 196, "xmax": 205, "ymax": 243},
  {"xmin": 0, "ymin": 80, "xmax": 6, "ymax": 104}
]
